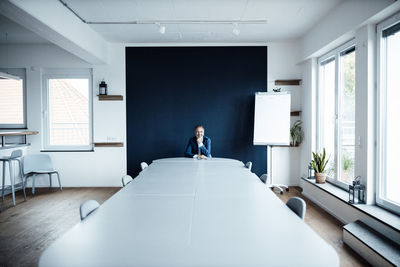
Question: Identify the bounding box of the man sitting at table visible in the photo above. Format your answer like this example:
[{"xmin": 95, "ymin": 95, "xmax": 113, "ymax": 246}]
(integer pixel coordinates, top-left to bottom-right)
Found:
[{"xmin": 184, "ymin": 125, "xmax": 211, "ymax": 159}]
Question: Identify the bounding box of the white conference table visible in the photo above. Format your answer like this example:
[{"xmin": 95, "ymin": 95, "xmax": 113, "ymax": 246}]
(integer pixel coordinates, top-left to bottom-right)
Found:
[{"xmin": 39, "ymin": 157, "xmax": 339, "ymax": 267}]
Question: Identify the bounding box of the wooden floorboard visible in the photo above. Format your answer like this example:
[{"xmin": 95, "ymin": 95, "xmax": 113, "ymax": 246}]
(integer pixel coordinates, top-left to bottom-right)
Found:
[{"xmin": 0, "ymin": 187, "xmax": 369, "ymax": 267}]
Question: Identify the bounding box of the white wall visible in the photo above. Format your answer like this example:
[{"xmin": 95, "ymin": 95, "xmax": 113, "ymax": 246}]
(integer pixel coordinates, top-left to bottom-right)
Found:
[
  {"xmin": 267, "ymin": 42, "xmax": 303, "ymax": 186},
  {"xmin": 0, "ymin": 41, "xmax": 303, "ymax": 187},
  {"xmin": 298, "ymin": 0, "xmax": 394, "ymax": 61},
  {"xmin": 0, "ymin": 43, "xmax": 126, "ymax": 187},
  {"xmin": 299, "ymin": 58, "xmax": 317, "ymax": 179}
]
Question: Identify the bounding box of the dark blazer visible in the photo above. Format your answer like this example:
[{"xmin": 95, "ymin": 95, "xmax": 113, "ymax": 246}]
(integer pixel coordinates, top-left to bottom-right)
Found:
[{"xmin": 184, "ymin": 136, "xmax": 211, "ymax": 158}]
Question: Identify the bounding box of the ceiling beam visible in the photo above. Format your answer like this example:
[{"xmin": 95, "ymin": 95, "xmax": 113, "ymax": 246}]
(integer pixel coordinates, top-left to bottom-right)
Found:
[{"xmin": 0, "ymin": 0, "xmax": 108, "ymax": 64}]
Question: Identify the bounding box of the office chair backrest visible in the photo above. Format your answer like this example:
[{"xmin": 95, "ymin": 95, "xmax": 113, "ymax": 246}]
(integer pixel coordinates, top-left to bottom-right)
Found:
[
  {"xmin": 140, "ymin": 162, "xmax": 148, "ymax": 170},
  {"xmin": 23, "ymin": 154, "xmax": 54, "ymax": 174},
  {"xmin": 286, "ymin": 197, "xmax": 306, "ymax": 220},
  {"xmin": 122, "ymin": 175, "xmax": 133, "ymax": 187},
  {"xmin": 80, "ymin": 200, "xmax": 100, "ymax": 221},
  {"xmin": 10, "ymin": 149, "xmax": 23, "ymax": 159},
  {"xmin": 245, "ymin": 161, "xmax": 252, "ymax": 171},
  {"xmin": 259, "ymin": 174, "xmax": 269, "ymax": 184}
]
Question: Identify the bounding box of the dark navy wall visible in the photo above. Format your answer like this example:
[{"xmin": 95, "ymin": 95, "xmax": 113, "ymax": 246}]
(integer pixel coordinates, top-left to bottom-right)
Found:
[{"xmin": 126, "ymin": 47, "xmax": 267, "ymax": 176}]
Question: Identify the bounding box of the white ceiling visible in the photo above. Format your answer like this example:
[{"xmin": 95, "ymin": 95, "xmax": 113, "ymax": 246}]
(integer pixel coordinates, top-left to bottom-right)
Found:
[
  {"xmin": 62, "ymin": 0, "xmax": 345, "ymax": 43},
  {"xmin": 0, "ymin": 14, "xmax": 49, "ymax": 44}
]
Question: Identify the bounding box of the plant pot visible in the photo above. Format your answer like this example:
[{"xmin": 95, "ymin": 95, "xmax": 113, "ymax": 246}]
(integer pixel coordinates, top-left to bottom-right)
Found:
[{"xmin": 315, "ymin": 173, "xmax": 327, "ymax": 183}]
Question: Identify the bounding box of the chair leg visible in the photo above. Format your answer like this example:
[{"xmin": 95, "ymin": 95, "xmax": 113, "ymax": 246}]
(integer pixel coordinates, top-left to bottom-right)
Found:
[
  {"xmin": 49, "ymin": 173, "xmax": 52, "ymax": 189},
  {"xmin": 9, "ymin": 160, "xmax": 16, "ymax": 206},
  {"xmin": 22, "ymin": 176, "xmax": 27, "ymax": 201},
  {"xmin": 32, "ymin": 174, "xmax": 36, "ymax": 195},
  {"xmin": 56, "ymin": 172, "xmax": 62, "ymax": 191},
  {"xmin": 18, "ymin": 160, "xmax": 26, "ymax": 201},
  {"xmin": 2, "ymin": 161, "xmax": 5, "ymax": 201}
]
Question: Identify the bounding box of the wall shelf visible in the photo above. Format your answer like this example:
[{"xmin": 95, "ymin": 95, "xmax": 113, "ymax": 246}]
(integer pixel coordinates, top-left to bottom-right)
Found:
[
  {"xmin": 275, "ymin": 79, "xmax": 302, "ymax": 86},
  {"xmin": 290, "ymin": 111, "xmax": 301, "ymax": 116},
  {"xmin": 94, "ymin": 142, "xmax": 124, "ymax": 147},
  {"xmin": 98, "ymin": 95, "xmax": 123, "ymax": 101},
  {"xmin": 0, "ymin": 131, "xmax": 39, "ymax": 147}
]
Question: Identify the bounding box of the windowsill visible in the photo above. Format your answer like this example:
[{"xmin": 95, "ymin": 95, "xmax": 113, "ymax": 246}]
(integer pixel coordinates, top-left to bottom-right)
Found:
[
  {"xmin": 0, "ymin": 143, "xmax": 31, "ymax": 150},
  {"xmin": 0, "ymin": 128, "xmax": 28, "ymax": 130},
  {"xmin": 40, "ymin": 150, "xmax": 94, "ymax": 152},
  {"xmin": 301, "ymin": 177, "xmax": 400, "ymax": 233}
]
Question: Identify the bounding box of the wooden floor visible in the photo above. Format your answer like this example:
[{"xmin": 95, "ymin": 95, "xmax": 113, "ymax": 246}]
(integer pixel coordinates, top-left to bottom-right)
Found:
[
  {"xmin": 0, "ymin": 187, "xmax": 369, "ymax": 267},
  {"xmin": 0, "ymin": 188, "xmax": 119, "ymax": 267},
  {"xmin": 273, "ymin": 187, "xmax": 370, "ymax": 267}
]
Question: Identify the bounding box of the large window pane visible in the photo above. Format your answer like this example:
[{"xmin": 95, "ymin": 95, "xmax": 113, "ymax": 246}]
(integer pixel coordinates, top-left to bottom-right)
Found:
[
  {"xmin": 319, "ymin": 59, "xmax": 336, "ymax": 178},
  {"xmin": 0, "ymin": 69, "xmax": 26, "ymax": 128},
  {"xmin": 0, "ymin": 79, "xmax": 23, "ymax": 124},
  {"xmin": 384, "ymin": 30, "xmax": 400, "ymax": 205},
  {"xmin": 48, "ymin": 78, "xmax": 89, "ymax": 146},
  {"xmin": 339, "ymin": 50, "xmax": 355, "ymax": 184}
]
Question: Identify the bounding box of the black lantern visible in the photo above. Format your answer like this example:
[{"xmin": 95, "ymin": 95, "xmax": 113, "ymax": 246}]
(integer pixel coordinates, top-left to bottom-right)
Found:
[
  {"xmin": 349, "ymin": 176, "xmax": 365, "ymax": 204},
  {"xmin": 99, "ymin": 80, "xmax": 108, "ymax": 95},
  {"xmin": 308, "ymin": 164, "xmax": 314, "ymax": 179}
]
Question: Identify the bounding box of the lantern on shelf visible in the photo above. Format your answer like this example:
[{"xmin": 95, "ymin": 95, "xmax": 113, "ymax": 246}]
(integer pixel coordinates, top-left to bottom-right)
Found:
[
  {"xmin": 308, "ymin": 164, "xmax": 314, "ymax": 179},
  {"xmin": 348, "ymin": 176, "xmax": 365, "ymax": 204},
  {"xmin": 99, "ymin": 80, "xmax": 108, "ymax": 95}
]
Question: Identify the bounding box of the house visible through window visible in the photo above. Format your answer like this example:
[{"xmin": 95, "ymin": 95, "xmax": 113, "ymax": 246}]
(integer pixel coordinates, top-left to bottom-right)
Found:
[
  {"xmin": 0, "ymin": 69, "xmax": 26, "ymax": 129},
  {"xmin": 377, "ymin": 14, "xmax": 400, "ymax": 214},
  {"xmin": 42, "ymin": 69, "xmax": 93, "ymax": 151}
]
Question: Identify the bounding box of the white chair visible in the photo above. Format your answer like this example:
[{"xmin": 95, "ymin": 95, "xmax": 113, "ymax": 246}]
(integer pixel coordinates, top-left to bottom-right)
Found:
[
  {"xmin": 245, "ymin": 161, "xmax": 252, "ymax": 171},
  {"xmin": 286, "ymin": 197, "xmax": 306, "ymax": 220},
  {"xmin": 0, "ymin": 149, "xmax": 25, "ymax": 206},
  {"xmin": 23, "ymin": 154, "xmax": 62, "ymax": 195},
  {"xmin": 122, "ymin": 175, "xmax": 133, "ymax": 187},
  {"xmin": 80, "ymin": 200, "xmax": 100, "ymax": 220},
  {"xmin": 140, "ymin": 162, "xmax": 148, "ymax": 170},
  {"xmin": 259, "ymin": 174, "xmax": 269, "ymax": 184}
]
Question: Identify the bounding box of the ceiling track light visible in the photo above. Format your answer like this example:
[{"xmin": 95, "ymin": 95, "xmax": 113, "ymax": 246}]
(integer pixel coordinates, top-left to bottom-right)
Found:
[{"xmin": 86, "ymin": 20, "xmax": 267, "ymax": 25}]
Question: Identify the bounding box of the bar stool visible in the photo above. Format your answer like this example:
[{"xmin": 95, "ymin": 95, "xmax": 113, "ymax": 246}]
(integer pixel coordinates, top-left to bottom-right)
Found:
[{"xmin": 0, "ymin": 149, "xmax": 26, "ymax": 206}]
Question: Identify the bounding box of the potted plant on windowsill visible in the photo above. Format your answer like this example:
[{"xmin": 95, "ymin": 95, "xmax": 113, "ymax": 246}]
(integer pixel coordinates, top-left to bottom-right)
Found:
[{"xmin": 310, "ymin": 148, "xmax": 330, "ymax": 183}]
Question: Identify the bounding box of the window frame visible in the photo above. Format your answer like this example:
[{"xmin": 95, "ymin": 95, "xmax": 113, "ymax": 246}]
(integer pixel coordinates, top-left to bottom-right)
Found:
[
  {"xmin": 0, "ymin": 68, "xmax": 27, "ymax": 129},
  {"xmin": 376, "ymin": 12, "xmax": 400, "ymax": 215},
  {"xmin": 41, "ymin": 68, "xmax": 93, "ymax": 152},
  {"xmin": 317, "ymin": 39, "xmax": 356, "ymax": 190}
]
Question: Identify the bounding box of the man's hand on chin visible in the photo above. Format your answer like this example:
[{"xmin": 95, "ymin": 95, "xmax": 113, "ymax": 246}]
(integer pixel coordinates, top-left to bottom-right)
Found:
[{"xmin": 197, "ymin": 137, "xmax": 203, "ymax": 145}]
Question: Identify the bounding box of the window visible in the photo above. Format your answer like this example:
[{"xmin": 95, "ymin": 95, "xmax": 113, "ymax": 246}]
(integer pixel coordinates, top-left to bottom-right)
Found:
[
  {"xmin": 42, "ymin": 69, "xmax": 93, "ymax": 151},
  {"xmin": 317, "ymin": 40, "xmax": 356, "ymax": 189},
  {"xmin": 0, "ymin": 69, "xmax": 26, "ymax": 129},
  {"xmin": 377, "ymin": 14, "xmax": 400, "ymax": 214}
]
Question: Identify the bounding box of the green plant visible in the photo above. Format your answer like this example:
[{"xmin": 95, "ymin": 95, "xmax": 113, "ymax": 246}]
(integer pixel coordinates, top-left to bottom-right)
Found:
[
  {"xmin": 310, "ymin": 148, "xmax": 330, "ymax": 173},
  {"xmin": 343, "ymin": 153, "xmax": 354, "ymax": 171},
  {"xmin": 290, "ymin": 120, "xmax": 304, "ymax": 146}
]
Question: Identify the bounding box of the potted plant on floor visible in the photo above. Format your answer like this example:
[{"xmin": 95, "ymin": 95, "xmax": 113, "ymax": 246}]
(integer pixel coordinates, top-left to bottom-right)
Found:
[{"xmin": 310, "ymin": 148, "xmax": 330, "ymax": 183}]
